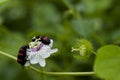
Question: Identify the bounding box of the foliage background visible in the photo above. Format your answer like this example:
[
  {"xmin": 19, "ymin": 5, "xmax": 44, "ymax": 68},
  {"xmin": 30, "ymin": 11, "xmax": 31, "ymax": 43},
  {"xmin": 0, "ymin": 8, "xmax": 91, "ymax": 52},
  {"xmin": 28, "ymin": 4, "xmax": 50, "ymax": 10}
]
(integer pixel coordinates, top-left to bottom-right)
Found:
[{"xmin": 0, "ymin": 0, "xmax": 120, "ymax": 80}]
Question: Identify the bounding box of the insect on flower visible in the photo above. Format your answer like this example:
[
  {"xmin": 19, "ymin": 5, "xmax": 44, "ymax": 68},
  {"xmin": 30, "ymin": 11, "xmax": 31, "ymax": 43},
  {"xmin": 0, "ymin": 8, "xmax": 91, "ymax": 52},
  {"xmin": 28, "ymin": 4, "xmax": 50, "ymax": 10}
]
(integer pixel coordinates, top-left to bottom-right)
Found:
[
  {"xmin": 32, "ymin": 35, "xmax": 50, "ymax": 45},
  {"xmin": 17, "ymin": 35, "xmax": 58, "ymax": 67},
  {"xmin": 17, "ymin": 45, "xmax": 29, "ymax": 66}
]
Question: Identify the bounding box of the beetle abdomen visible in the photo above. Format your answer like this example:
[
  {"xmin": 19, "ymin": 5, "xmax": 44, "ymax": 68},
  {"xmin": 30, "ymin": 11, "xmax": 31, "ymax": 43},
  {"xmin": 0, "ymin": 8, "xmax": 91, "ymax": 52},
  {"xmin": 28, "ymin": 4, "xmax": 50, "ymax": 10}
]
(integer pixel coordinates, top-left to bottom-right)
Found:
[{"xmin": 17, "ymin": 45, "xmax": 28, "ymax": 65}]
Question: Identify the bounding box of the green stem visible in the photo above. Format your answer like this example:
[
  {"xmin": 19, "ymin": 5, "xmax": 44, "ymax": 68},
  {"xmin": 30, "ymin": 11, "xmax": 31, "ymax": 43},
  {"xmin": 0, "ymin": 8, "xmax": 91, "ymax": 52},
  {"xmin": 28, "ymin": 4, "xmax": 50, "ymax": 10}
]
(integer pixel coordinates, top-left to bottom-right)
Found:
[
  {"xmin": 29, "ymin": 66, "xmax": 95, "ymax": 76},
  {"xmin": 91, "ymin": 50, "xmax": 97, "ymax": 55},
  {"xmin": 62, "ymin": 0, "xmax": 81, "ymax": 19},
  {"xmin": 41, "ymin": 67, "xmax": 46, "ymax": 80},
  {"xmin": 0, "ymin": 50, "xmax": 95, "ymax": 76},
  {"xmin": 92, "ymin": 33, "xmax": 106, "ymax": 46},
  {"xmin": 0, "ymin": 51, "xmax": 17, "ymax": 60},
  {"xmin": 43, "ymin": 71, "xmax": 95, "ymax": 76}
]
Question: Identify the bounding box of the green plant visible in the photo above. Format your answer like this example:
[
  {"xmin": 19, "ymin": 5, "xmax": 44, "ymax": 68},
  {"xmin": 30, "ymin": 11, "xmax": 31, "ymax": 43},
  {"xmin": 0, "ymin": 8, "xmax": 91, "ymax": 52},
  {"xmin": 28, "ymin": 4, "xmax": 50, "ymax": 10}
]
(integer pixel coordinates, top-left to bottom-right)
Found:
[
  {"xmin": 0, "ymin": 39, "xmax": 120, "ymax": 80},
  {"xmin": 0, "ymin": 0, "xmax": 120, "ymax": 80}
]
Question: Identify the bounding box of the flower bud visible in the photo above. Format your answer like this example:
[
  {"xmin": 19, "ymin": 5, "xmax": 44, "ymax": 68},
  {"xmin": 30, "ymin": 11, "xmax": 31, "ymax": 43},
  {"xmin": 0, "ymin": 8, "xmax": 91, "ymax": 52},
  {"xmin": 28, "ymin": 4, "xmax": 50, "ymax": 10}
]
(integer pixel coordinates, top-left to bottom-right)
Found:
[{"xmin": 72, "ymin": 39, "xmax": 93, "ymax": 56}]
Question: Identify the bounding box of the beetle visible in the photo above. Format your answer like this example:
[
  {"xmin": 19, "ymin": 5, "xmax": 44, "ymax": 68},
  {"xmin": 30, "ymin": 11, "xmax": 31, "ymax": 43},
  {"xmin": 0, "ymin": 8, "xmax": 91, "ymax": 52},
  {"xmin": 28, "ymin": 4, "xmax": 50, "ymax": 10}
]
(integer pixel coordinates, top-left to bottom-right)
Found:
[
  {"xmin": 32, "ymin": 35, "xmax": 50, "ymax": 45},
  {"xmin": 17, "ymin": 45, "xmax": 29, "ymax": 66}
]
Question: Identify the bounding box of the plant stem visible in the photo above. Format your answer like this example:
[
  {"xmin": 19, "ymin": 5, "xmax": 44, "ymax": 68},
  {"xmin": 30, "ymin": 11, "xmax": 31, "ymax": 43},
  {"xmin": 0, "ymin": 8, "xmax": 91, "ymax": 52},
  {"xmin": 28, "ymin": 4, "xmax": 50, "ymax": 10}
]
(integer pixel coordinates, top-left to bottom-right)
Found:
[
  {"xmin": 0, "ymin": 50, "xmax": 95, "ymax": 76},
  {"xmin": 43, "ymin": 71, "xmax": 95, "ymax": 76},
  {"xmin": 92, "ymin": 33, "xmax": 106, "ymax": 46},
  {"xmin": 29, "ymin": 66, "xmax": 95, "ymax": 76},
  {"xmin": 62, "ymin": 0, "xmax": 81, "ymax": 19},
  {"xmin": 41, "ymin": 67, "xmax": 46, "ymax": 80},
  {"xmin": 0, "ymin": 51, "xmax": 17, "ymax": 60},
  {"xmin": 91, "ymin": 50, "xmax": 97, "ymax": 55}
]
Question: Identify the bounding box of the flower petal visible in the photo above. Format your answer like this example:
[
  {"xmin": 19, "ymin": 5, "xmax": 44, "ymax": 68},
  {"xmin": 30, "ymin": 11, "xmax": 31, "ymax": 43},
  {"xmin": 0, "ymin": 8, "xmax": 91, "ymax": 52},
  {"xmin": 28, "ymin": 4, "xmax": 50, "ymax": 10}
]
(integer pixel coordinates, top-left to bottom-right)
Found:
[
  {"xmin": 38, "ymin": 45, "xmax": 51, "ymax": 58},
  {"xmin": 49, "ymin": 48, "xmax": 58, "ymax": 54},
  {"xmin": 38, "ymin": 44, "xmax": 58, "ymax": 58},
  {"xmin": 24, "ymin": 61, "xmax": 30, "ymax": 66},
  {"xmin": 49, "ymin": 39, "xmax": 53, "ymax": 47},
  {"xmin": 26, "ymin": 50, "xmax": 37, "ymax": 60},
  {"xmin": 39, "ymin": 52, "xmax": 50, "ymax": 58},
  {"xmin": 30, "ymin": 53, "xmax": 39, "ymax": 64},
  {"xmin": 38, "ymin": 57, "xmax": 46, "ymax": 67}
]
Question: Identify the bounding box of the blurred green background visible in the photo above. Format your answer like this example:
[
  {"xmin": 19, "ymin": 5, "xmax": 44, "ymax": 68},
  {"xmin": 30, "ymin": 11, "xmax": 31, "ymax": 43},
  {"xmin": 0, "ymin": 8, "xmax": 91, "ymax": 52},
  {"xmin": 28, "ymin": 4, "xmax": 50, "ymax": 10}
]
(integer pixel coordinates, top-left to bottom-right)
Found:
[{"xmin": 0, "ymin": 0, "xmax": 120, "ymax": 80}]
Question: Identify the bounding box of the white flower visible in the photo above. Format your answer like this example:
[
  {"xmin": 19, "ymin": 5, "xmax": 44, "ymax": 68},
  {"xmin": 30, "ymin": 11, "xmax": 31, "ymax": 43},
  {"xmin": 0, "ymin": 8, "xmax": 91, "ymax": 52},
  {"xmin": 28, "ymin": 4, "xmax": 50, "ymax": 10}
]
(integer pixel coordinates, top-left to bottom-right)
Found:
[{"xmin": 24, "ymin": 39, "xmax": 58, "ymax": 67}]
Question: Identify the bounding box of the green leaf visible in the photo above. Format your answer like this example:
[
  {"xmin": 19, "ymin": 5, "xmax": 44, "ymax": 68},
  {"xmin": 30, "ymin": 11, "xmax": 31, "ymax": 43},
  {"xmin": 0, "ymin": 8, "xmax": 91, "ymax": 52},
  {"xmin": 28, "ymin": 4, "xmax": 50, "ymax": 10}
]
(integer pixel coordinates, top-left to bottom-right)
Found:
[
  {"xmin": 94, "ymin": 45, "xmax": 120, "ymax": 80},
  {"xmin": 71, "ymin": 19, "xmax": 102, "ymax": 38},
  {"xmin": 75, "ymin": 0, "xmax": 112, "ymax": 14}
]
